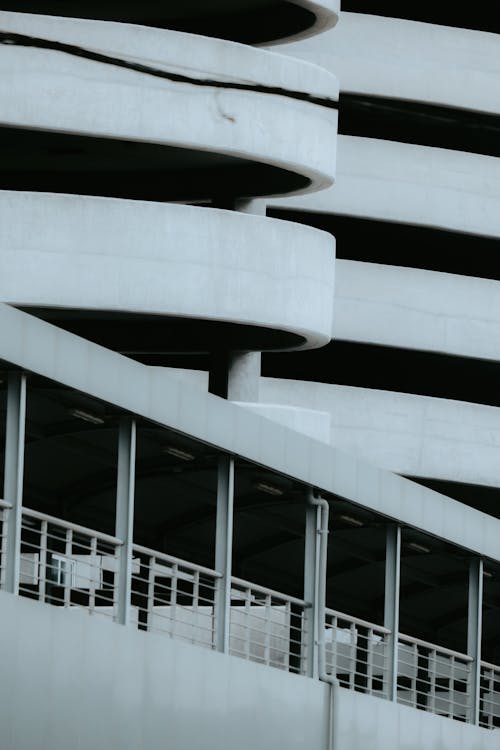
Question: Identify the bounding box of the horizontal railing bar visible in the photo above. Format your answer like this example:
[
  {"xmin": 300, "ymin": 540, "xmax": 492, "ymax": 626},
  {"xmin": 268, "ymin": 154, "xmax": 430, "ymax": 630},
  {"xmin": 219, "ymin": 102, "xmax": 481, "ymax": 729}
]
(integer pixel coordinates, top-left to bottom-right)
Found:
[
  {"xmin": 0, "ymin": 498, "xmax": 12, "ymax": 510},
  {"xmin": 22, "ymin": 508, "xmax": 123, "ymax": 546},
  {"xmin": 398, "ymin": 633, "xmax": 473, "ymax": 662},
  {"xmin": 231, "ymin": 576, "xmax": 309, "ymax": 607},
  {"xmin": 325, "ymin": 607, "xmax": 391, "ymax": 634},
  {"xmin": 132, "ymin": 543, "xmax": 221, "ymax": 579},
  {"xmin": 480, "ymin": 659, "xmax": 500, "ymax": 672},
  {"xmin": 131, "ymin": 576, "xmax": 217, "ymax": 594}
]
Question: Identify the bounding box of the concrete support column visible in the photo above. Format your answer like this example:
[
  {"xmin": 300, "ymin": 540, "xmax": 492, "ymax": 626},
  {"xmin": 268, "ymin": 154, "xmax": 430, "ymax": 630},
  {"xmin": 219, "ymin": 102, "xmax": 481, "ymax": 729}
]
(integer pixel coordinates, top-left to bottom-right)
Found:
[
  {"xmin": 384, "ymin": 524, "xmax": 401, "ymax": 701},
  {"xmin": 3, "ymin": 372, "xmax": 27, "ymax": 595},
  {"xmin": 233, "ymin": 198, "xmax": 267, "ymax": 216},
  {"xmin": 215, "ymin": 455, "xmax": 234, "ymax": 653},
  {"xmin": 227, "ymin": 351, "xmax": 261, "ymax": 402},
  {"xmin": 303, "ymin": 496, "xmax": 321, "ymax": 678},
  {"xmin": 115, "ymin": 418, "xmax": 136, "ymax": 626},
  {"xmin": 208, "ymin": 197, "xmax": 264, "ymax": 402},
  {"xmin": 467, "ymin": 557, "xmax": 483, "ymax": 725}
]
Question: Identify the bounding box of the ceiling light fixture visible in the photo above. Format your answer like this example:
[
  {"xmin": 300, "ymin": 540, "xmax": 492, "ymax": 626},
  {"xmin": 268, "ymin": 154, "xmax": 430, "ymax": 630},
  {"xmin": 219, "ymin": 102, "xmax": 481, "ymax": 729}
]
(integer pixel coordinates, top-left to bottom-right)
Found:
[
  {"xmin": 164, "ymin": 446, "xmax": 195, "ymax": 461},
  {"xmin": 71, "ymin": 408, "xmax": 105, "ymax": 425},
  {"xmin": 255, "ymin": 482, "xmax": 284, "ymax": 497},
  {"xmin": 339, "ymin": 514, "xmax": 363, "ymax": 528},
  {"xmin": 407, "ymin": 541, "xmax": 431, "ymax": 554}
]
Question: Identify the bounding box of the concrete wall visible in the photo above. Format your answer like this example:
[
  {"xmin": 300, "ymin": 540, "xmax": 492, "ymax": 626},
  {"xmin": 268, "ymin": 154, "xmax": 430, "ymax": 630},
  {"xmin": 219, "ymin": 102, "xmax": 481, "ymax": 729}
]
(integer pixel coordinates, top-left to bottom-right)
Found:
[
  {"xmin": 281, "ymin": 12, "xmax": 500, "ymax": 115},
  {"xmin": 0, "ymin": 591, "xmax": 498, "ymax": 750},
  {"xmin": 334, "ymin": 688, "xmax": 499, "ymax": 750},
  {"xmin": 0, "ymin": 191, "xmax": 335, "ymax": 350},
  {"xmin": 335, "ymin": 260, "xmax": 500, "ymax": 362},
  {"xmin": 270, "ymin": 135, "xmax": 500, "ymax": 238},
  {"xmin": 0, "ymin": 591, "xmax": 329, "ymax": 750},
  {"xmin": 0, "ymin": 11, "xmax": 338, "ymax": 197},
  {"xmin": 260, "ymin": 379, "xmax": 500, "ymax": 488}
]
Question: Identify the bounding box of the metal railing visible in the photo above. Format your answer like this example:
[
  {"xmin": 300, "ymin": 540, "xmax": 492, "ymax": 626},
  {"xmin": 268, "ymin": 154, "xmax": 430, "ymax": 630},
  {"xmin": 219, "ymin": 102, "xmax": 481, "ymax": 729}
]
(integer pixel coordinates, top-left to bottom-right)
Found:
[
  {"xmin": 229, "ymin": 577, "xmax": 309, "ymax": 675},
  {"xmin": 4, "ymin": 506, "xmax": 500, "ymax": 731},
  {"xmin": 131, "ymin": 544, "xmax": 221, "ymax": 650},
  {"xmin": 324, "ymin": 608, "xmax": 391, "ymax": 697},
  {"xmin": 19, "ymin": 508, "xmax": 122, "ymax": 618},
  {"xmin": 480, "ymin": 661, "xmax": 500, "ymax": 729},
  {"xmin": 397, "ymin": 633, "xmax": 472, "ymax": 721},
  {"xmin": 0, "ymin": 499, "xmax": 10, "ymax": 589}
]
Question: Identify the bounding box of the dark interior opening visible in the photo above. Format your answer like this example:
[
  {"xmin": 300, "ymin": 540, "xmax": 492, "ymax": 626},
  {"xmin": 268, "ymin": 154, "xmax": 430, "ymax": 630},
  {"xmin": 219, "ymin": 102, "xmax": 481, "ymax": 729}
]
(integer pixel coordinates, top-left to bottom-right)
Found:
[
  {"xmin": 268, "ymin": 209, "xmax": 500, "ymax": 281},
  {"xmin": 263, "ymin": 341, "xmax": 500, "ymax": 408},
  {"xmin": 339, "ymin": 94, "xmax": 500, "ymax": 158},
  {"xmin": 0, "ymin": 1, "xmax": 317, "ymax": 45},
  {"xmin": 341, "ymin": 3, "xmax": 500, "ymax": 35},
  {"xmin": 20, "ymin": 309, "xmax": 305, "ymax": 355},
  {"xmin": 0, "ymin": 126, "xmax": 309, "ymax": 202}
]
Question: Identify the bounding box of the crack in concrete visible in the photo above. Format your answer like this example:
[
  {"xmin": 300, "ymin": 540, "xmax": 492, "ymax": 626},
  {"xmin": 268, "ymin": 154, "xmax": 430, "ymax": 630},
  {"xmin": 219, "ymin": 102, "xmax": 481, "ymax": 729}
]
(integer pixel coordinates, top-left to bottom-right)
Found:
[{"xmin": 0, "ymin": 30, "xmax": 339, "ymax": 111}]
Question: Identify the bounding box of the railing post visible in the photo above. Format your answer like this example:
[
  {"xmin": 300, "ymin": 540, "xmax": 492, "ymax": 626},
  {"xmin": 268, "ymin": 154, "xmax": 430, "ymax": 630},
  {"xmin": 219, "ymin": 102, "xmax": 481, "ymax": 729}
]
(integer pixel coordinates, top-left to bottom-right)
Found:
[
  {"xmin": 384, "ymin": 524, "xmax": 401, "ymax": 701},
  {"xmin": 304, "ymin": 494, "xmax": 320, "ymax": 678},
  {"xmin": 215, "ymin": 455, "xmax": 234, "ymax": 653},
  {"xmin": 467, "ymin": 557, "xmax": 483, "ymax": 724},
  {"xmin": 115, "ymin": 417, "xmax": 136, "ymax": 625},
  {"xmin": 3, "ymin": 372, "xmax": 27, "ymax": 594}
]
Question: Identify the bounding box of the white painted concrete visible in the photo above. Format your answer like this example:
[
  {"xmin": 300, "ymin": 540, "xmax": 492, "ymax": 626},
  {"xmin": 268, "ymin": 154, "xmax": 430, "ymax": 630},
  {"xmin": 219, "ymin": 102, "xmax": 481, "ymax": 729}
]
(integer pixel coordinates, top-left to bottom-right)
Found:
[
  {"xmin": 0, "ymin": 11, "xmax": 339, "ymax": 101},
  {"xmin": 0, "ymin": 591, "xmax": 329, "ymax": 750},
  {"xmin": 259, "ymin": 378, "xmax": 500, "ymax": 489},
  {"xmin": 0, "ymin": 12, "xmax": 338, "ymax": 197},
  {"xmin": 233, "ymin": 401, "xmax": 331, "ymax": 442},
  {"xmin": 2, "ymin": 591, "xmax": 498, "ymax": 750},
  {"xmin": 335, "ymin": 688, "xmax": 499, "ymax": 750},
  {"xmin": 153, "ymin": 367, "xmax": 331, "ymax": 442},
  {"xmin": 0, "ymin": 191, "xmax": 335, "ymax": 349},
  {"xmin": 270, "ymin": 135, "xmax": 500, "ymax": 237},
  {"xmin": 335, "ymin": 260, "xmax": 500, "ymax": 362},
  {"xmin": 281, "ymin": 12, "xmax": 500, "ymax": 115}
]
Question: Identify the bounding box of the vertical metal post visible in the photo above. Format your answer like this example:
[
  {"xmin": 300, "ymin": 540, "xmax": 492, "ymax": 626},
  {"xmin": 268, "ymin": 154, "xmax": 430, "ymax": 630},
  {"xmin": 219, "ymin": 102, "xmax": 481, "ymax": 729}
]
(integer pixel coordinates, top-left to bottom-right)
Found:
[
  {"xmin": 384, "ymin": 524, "xmax": 401, "ymax": 701},
  {"xmin": 304, "ymin": 496, "xmax": 320, "ymax": 678},
  {"xmin": 3, "ymin": 372, "xmax": 27, "ymax": 594},
  {"xmin": 467, "ymin": 557, "xmax": 483, "ymax": 725},
  {"xmin": 115, "ymin": 418, "xmax": 136, "ymax": 626},
  {"xmin": 215, "ymin": 455, "xmax": 234, "ymax": 653}
]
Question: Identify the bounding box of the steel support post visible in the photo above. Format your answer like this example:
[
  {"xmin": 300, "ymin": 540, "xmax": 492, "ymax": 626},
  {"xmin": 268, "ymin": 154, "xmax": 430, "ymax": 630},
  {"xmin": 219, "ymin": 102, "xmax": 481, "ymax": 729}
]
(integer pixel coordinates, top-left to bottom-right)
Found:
[
  {"xmin": 115, "ymin": 418, "xmax": 136, "ymax": 625},
  {"xmin": 468, "ymin": 557, "xmax": 483, "ymax": 725},
  {"xmin": 384, "ymin": 524, "xmax": 401, "ymax": 701},
  {"xmin": 215, "ymin": 455, "xmax": 234, "ymax": 653},
  {"xmin": 3, "ymin": 372, "xmax": 27, "ymax": 594},
  {"xmin": 304, "ymin": 495, "xmax": 321, "ymax": 678}
]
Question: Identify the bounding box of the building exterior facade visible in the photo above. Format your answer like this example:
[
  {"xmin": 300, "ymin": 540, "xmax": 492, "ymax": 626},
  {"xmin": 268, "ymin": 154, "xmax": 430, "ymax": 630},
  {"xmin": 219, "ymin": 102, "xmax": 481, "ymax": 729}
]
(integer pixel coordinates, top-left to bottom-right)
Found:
[{"xmin": 0, "ymin": 3, "xmax": 499, "ymax": 749}]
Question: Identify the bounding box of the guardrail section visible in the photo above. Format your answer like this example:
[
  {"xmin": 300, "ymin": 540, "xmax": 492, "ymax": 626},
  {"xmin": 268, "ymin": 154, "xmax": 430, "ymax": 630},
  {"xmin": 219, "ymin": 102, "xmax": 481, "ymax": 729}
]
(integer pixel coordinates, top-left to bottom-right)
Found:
[
  {"xmin": 19, "ymin": 508, "xmax": 121, "ymax": 617},
  {"xmin": 0, "ymin": 500, "xmax": 10, "ymax": 588},
  {"xmin": 131, "ymin": 544, "xmax": 220, "ymax": 650},
  {"xmin": 324, "ymin": 608, "xmax": 390, "ymax": 696},
  {"xmin": 229, "ymin": 577, "xmax": 308, "ymax": 675},
  {"xmin": 3, "ymin": 508, "xmax": 499, "ymax": 731},
  {"xmin": 480, "ymin": 662, "xmax": 500, "ymax": 729},
  {"xmin": 397, "ymin": 633, "xmax": 472, "ymax": 721}
]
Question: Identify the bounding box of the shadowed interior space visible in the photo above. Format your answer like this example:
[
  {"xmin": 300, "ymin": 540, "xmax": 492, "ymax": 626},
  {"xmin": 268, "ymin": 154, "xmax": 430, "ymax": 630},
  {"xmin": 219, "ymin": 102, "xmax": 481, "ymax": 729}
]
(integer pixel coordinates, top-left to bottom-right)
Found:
[
  {"xmin": 1, "ymin": 370, "xmax": 498, "ymax": 690},
  {"xmin": 263, "ymin": 342, "xmax": 500, "ymax": 408},
  {"xmin": 268, "ymin": 212, "xmax": 500, "ymax": 280},
  {"xmin": 0, "ymin": 1, "xmax": 317, "ymax": 45},
  {"xmin": 19, "ymin": 310, "xmax": 305, "ymax": 354},
  {"xmin": 339, "ymin": 94, "xmax": 500, "ymax": 158},
  {"xmin": 0, "ymin": 126, "xmax": 309, "ymax": 203},
  {"xmin": 341, "ymin": 2, "xmax": 500, "ymax": 35}
]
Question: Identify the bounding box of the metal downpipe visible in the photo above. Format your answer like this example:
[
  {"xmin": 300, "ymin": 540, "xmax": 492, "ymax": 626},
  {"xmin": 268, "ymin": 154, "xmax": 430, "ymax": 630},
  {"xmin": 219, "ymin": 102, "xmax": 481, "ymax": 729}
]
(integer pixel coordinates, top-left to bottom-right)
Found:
[{"xmin": 308, "ymin": 491, "xmax": 339, "ymax": 749}]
